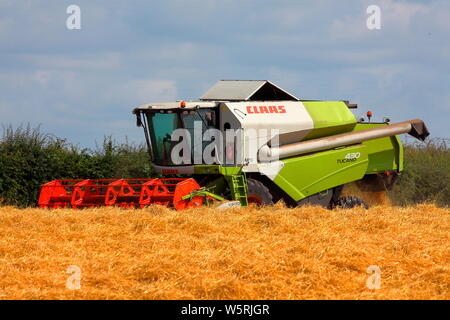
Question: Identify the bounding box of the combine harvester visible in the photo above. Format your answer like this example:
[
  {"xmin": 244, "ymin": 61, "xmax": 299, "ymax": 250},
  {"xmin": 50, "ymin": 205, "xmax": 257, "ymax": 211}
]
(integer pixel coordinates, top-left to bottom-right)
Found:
[{"xmin": 39, "ymin": 80, "xmax": 429, "ymax": 210}]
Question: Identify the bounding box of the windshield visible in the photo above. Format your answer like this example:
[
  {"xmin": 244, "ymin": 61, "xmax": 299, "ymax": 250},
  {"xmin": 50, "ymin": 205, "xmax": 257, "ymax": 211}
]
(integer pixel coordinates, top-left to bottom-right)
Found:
[
  {"xmin": 148, "ymin": 112, "xmax": 181, "ymax": 165},
  {"xmin": 146, "ymin": 109, "xmax": 216, "ymax": 166}
]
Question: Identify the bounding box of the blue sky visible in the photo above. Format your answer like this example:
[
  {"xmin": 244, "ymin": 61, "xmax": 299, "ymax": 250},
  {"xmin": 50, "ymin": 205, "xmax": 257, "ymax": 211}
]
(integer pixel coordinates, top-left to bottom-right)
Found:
[{"xmin": 0, "ymin": 0, "xmax": 449, "ymax": 147}]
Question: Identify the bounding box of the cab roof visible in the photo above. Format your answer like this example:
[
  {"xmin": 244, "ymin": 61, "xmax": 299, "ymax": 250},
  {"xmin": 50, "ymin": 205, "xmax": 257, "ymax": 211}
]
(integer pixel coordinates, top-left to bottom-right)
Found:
[
  {"xmin": 133, "ymin": 80, "xmax": 299, "ymax": 111},
  {"xmin": 134, "ymin": 101, "xmax": 217, "ymax": 111},
  {"xmin": 200, "ymin": 80, "xmax": 299, "ymax": 101}
]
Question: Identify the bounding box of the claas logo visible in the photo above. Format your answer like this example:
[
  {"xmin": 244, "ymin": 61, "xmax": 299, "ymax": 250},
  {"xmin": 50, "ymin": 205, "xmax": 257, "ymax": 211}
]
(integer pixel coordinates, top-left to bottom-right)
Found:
[{"xmin": 246, "ymin": 106, "xmax": 286, "ymax": 114}]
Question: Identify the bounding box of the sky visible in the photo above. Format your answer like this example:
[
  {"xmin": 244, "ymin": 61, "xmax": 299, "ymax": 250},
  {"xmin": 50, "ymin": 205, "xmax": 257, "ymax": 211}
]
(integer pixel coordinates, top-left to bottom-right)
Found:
[{"xmin": 0, "ymin": 0, "xmax": 449, "ymax": 148}]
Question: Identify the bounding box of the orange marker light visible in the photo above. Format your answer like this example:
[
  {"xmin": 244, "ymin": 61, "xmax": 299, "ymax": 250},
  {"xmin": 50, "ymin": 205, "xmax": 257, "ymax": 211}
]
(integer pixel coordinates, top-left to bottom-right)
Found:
[{"xmin": 180, "ymin": 101, "xmax": 186, "ymax": 108}]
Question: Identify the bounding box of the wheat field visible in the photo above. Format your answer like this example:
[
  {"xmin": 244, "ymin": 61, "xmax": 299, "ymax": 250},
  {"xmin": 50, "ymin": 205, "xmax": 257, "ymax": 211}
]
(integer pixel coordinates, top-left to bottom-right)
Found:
[{"xmin": 0, "ymin": 203, "xmax": 448, "ymax": 300}]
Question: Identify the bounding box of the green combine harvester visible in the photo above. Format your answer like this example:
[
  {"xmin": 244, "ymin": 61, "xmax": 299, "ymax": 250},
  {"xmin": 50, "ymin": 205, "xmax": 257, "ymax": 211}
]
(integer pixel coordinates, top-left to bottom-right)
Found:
[
  {"xmin": 130, "ymin": 80, "xmax": 429, "ymax": 209},
  {"xmin": 39, "ymin": 80, "xmax": 429, "ymax": 210}
]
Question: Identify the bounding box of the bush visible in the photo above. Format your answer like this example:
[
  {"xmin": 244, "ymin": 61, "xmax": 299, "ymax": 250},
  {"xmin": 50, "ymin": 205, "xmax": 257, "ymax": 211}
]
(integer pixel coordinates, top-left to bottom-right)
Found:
[
  {"xmin": 389, "ymin": 139, "xmax": 449, "ymax": 207},
  {"xmin": 0, "ymin": 125, "xmax": 151, "ymax": 207}
]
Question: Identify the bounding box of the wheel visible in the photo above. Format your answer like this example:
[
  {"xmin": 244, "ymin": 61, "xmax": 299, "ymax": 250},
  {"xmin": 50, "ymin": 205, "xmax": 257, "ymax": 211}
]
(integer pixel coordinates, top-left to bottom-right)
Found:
[
  {"xmin": 333, "ymin": 196, "xmax": 368, "ymax": 209},
  {"xmin": 247, "ymin": 178, "xmax": 273, "ymax": 206}
]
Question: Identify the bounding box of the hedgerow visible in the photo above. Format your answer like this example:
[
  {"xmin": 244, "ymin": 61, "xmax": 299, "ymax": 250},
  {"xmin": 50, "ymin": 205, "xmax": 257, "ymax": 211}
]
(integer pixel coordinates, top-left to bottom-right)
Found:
[{"xmin": 0, "ymin": 125, "xmax": 447, "ymax": 207}]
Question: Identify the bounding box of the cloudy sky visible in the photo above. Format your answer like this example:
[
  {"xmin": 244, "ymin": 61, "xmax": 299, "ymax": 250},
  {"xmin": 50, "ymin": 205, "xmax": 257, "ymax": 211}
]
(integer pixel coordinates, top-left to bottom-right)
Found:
[{"xmin": 0, "ymin": 0, "xmax": 449, "ymax": 147}]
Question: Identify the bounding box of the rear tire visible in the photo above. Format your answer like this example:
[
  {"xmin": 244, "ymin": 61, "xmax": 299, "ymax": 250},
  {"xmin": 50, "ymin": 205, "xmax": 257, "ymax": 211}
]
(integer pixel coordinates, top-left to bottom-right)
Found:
[
  {"xmin": 247, "ymin": 179, "xmax": 273, "ymax": 206},
  {"xmin": 333, "ymin": 196, "xmax": 368, "ymax": 209}
]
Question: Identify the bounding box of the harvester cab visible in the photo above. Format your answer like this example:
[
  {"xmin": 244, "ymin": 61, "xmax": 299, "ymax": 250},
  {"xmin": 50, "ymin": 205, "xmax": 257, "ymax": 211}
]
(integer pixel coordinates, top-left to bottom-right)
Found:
[{"xmin": 132, "ymin": 80, "xmax": 429, "ymax": 209}]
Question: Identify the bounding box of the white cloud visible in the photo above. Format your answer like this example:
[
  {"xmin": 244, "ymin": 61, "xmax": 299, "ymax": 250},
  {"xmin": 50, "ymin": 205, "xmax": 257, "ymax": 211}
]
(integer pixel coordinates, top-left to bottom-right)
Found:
[
  {"xmin": 21, "ymin": 53, "xmax": 121, "ymax": 70},
  {"xmin": 126, "ymin": 79, "xmax": 178, "ymax": 103},
  {"xmin": 380, "ymin": 0, "xmax": 429, "ymax": 30}
]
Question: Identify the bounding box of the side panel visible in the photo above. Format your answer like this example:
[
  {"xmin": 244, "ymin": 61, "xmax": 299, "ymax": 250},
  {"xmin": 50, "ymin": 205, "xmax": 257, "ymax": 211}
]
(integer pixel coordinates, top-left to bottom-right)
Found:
[
  {"xmin": 302, "ymin": 101, "xmax": 357, "ymax": 140},
  {"xmin": 220, "ymin": 101, "xmax": 314, "ymax": 165},
  {"xmin": 273, "ymin": 144, "xmax": 368, "ymax": 201},
  {"xmin": 353, "ymin": 123, "xmax": 404, "ymax": 173}
]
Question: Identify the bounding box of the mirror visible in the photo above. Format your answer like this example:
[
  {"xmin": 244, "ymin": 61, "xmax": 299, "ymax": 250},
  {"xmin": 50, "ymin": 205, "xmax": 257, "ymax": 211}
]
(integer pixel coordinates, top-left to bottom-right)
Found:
[{"xmin": 136, "ymin": 112, "xmax": 143, "ymax": 127}]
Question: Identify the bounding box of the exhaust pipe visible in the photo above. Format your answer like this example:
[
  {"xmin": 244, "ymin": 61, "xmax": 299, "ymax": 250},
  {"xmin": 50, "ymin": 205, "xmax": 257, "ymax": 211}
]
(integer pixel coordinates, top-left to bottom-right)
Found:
[{"xmin": 259, "ymin": 119, "xmax": 429, "ymax": 160}]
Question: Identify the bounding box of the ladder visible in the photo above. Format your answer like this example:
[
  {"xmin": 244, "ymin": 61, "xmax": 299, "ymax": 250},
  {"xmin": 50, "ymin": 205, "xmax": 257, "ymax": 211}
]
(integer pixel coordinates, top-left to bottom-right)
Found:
[{"xmin": 226, "ymin": 174, "xmax": 248, "ymax": 207}]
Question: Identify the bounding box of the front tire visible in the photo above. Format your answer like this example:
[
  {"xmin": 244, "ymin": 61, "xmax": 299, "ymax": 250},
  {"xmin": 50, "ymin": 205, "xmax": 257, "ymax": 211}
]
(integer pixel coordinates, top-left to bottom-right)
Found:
[{"xmin": 247, "ymin": 178, "xmax": 273, "ymax": 206}]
